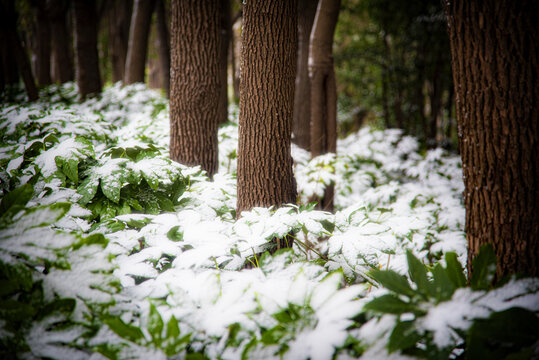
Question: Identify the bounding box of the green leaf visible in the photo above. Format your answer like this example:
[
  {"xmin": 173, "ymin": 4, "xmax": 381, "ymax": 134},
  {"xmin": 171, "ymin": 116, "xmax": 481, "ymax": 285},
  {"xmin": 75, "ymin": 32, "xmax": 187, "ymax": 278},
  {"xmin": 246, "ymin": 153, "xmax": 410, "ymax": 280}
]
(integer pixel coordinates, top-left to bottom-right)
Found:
[
  {"xmin": 444, "ymin": 252, "xmax": 467, "ymax": 288},
  {"xmin": 387, "ymin": 321, "xmax": 421, "ymax": 353},
  {"xmin": 470, "ymin": 244, "xmax": 497, "ymax": 290},
  {"xmin": 166, "ymin": 316, "xmax": 180, "ymax": 339},
  {"xmin": 368, "ymin": 269, "xmax": 415, "ymax": 298},
  {"xmin": 185, "ymin": 354, "xmax": 209, "ymax": 360},
  {"xmin": 363, "ymin": 294, "xmax": 424, "ymax": 315},
  {"xmin": 105, "ymin": 317, "xmax": 144, "ymax": 343},
  {"xmin": 431, "ymin": 263, "xmax": 455, "ymax": 302},
  {"xmin": 167, "ymin": 226, "xmax": 183, "ymax": 241},
  {"xmin": 406, "ymin": 250, "xmax": 433, "ymax": 298},
  {"xmin": 38, "ymin": 298, "xmax": 76, "ymax": 320},
  {"xmin": 320, "ymin": 219, "xmax": 335, "ymax": 234},
  {"xmin": 147, "ymin": 303, "xmax": 164, "ymax": 346},
  {"xmin": 77, "ymin": 176, "xmax": 99, "ymax": 205},
  {"xmin": 0, "ymin": 183, "xmax": 33, "ymax": 222},
  {"xmin": 0, "ymin": 299, "xmax": 37, "ymax": 321},
  {"xmin": 73, "ymin": 233, "xmax": 108, "ymax": 250},
  {"xmin": 62, "ymin": 157, "xmax": 79, "ymax": 184}
]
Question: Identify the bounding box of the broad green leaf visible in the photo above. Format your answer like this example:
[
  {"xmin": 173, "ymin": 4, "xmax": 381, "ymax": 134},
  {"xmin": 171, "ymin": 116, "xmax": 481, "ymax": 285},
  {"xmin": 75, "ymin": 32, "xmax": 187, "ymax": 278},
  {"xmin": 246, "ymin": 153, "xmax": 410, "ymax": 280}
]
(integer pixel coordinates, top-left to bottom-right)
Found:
[
  {"xmin": 368, "ymin": 269, "xmax": 415, "ymax": 298},
  {"xmin": 0, "ymin": 299, "xmax": 37, "ymax": 321},
  {"xmin": 363, "ymin": 294, "xmax": 424, "ymax": 315},
  {"xmin": 105, "ymin": 317, "xmax": 144, "ymax": 343},
  {"xmin": 147, "ymin": 303, "xmax": 164, "ymax": 346},
  {"xmin": 406, "ymin": 250, "xmax": 433, "ymax": 298},
  {"xmin": 166, "ymin": 316, "xmax": 180, "ymax": 339},
  {"xmin": 167, "ymin": 226, "xmax": 183, "ymax": 241},
  {"xmin": 0, "ymin": 183, "xmax": 33, "ymax": 222},
  {"xmin": 387, "ymin": 321, "xmax": 421, "ymax": 353},
  {"xmin": 37, "ymin": 298, "xmax": 76, "ymax": 320},
  {"xmin": 431, "ymin": 263, "xmax": 455, "ymax": 302},
  {"xmin": 62, "ymin": 157, "xmax": 79, "ymax": 184},
  {"xmin": 77, "ymin": 176, "xmax": 99, "ymax": 205},
  {"xmin": 470, "ymin": 244, "xmax": 497, "ymax": 290},
  {"xmin": 444, "ymin": 252, "xmax": 467, "ymax": 288}
]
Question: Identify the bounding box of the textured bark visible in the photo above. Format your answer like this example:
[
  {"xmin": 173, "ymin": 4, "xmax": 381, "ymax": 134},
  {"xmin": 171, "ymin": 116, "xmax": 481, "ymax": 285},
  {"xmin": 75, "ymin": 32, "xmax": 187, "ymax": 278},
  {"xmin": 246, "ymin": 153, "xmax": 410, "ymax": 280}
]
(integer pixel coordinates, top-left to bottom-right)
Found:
[
  {"xmin": 309, "ymin": 0, "xmax": 340, "ymax": 211},
  {"xmin": 445, "ymin": 0, "xmax": 539, "ymax": 278},
  {"xmin": 107, "ymin": 0, "xmax": 132, "ymax": 83},
  {"xmin": 0, "ymin": 0, "xmax": 38, "ymax": 101},
  {"xmin": 292, "ymin": 0, "xmax": 318, "ymax": 150},
  {"xmin": 237, "ymin": 0, "xmax": 298, "ymax": 218},
  {"xmin": 33, "ymin": 2, "xmax": 52, "ymax": 86},
  {"xmin": 48, "ymin": 0, "xmax": 74, "ymax": 83},
  {"xmin": 218, "ymin": 0, "xmax": 231, "ymax": 124},
  {"xmin": 155, "ymin": 0, "xmax": 170, "ymax": 96},
  {"xmin": 169, "ymin": 0, "xmax": 222, "ymax": 178},
  {"xmin": 124, "ymin": 0, "xmax": 155, "ymax": 84},
  {"xmin": 73, "ymin": 0, "xmax": 101, "ymax": 98}
]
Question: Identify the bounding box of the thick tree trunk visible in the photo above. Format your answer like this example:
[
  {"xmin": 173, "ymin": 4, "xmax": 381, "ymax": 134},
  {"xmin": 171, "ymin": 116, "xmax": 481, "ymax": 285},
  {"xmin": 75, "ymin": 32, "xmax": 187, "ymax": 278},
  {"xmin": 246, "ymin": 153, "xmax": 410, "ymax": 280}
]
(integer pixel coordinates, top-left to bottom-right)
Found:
[
  {"xmin": 72, "ymin": 0, "xmax": 101, "ymax": 98},
  {"xmin": 292, "ymin": 0, "xmax": 318, "ymax": 151},
  {"xmin": 48, "ymin": 0, "xmax": 74, "ymax": 83},
  {"xmin": 33, "ymin": 2, "xmax": 52, "ymax": 86},
  {"xmin": 309, "ymin": 0, "xmax": 340, "ymax": 212},
  {"xmin": 237, "ymin": 0, "xmax": 298, "ymax": 218},
  {"xmin": 218, "ymin": 0, "xmax": 231, "ymax": 124},
  {"xmin": 0, "ymin": 0, "xmax": 38, "ymax": 101},
  {"xmin": 169, "ymin": 0, "xmax": 222, "ymax": 178},
  {"xmin": 0, "ymin": 30, "xmax": 19, "ymax": 88},
  {"xmin": 155, "ymin": 0, "xmax": 170, "ymax": 97},
  {"xmin": 107, "ymin": 0, "xmax": 132, "ymax": 83},
  {"xmin": 445, "ymin": 0, "xmax": 539, "ymax": 278},
  {"xmin": 124, "ymin": 0, "xmax": 155, "ymax": 85}
]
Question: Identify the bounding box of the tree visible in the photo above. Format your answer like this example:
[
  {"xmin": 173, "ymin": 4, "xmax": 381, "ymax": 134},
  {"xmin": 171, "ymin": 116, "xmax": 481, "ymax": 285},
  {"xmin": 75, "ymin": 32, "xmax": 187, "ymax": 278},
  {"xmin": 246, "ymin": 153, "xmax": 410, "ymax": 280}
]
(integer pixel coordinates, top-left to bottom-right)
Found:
[
  {"xmin": 0, "ymin": 0, "xmax": 38, "ymax": 101},
  {"xmin": 293, "ymin": 0, "xmax": 318, "ymax": 150},
  {"xmin": 236, "ymin": 0, "xmax": 298, "ymax": 219},
  {"xmin": 48, "ymin": 0, "xmax": 74, "ymax": 84},
  {"xmin": 444, "ymin": 1, "xmax": 539, "ymax": 278},
  {"xmin": 154, "ymin": 0, "xmax": 170, "ymax": 97},
  {"xmin": 124, "ymin": 0, "xmax": 155, "ymax": 85},
  {"xmin": 218, "ymin": 0, "xmax": 231, "ymax": 124},
  {"xmin": 72, "ymin": 0, "xmax": 101, "ymax": 98},
  {"xmin": 309, "ymin": 0, "xmax": 340, "ymax": 211},
  {"xmin": 107, "ymin": 0, "xmax": 132, "ymax": 83},
  {"xmin": 32, "ymin": 1, "xmax": 52, "ymax": 86},
  {"xmin": 169, "ymin": 0, "xmax": 223, "ymax": 178}
]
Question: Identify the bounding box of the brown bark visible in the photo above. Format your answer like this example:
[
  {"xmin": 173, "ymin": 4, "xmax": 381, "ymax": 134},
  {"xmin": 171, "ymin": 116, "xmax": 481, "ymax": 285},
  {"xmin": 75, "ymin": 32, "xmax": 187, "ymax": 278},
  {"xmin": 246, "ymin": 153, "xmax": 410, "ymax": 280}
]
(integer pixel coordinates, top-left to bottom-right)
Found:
[
  {"xmin": 72, "ymin": 0, "xmax": 101, "ymax": 98},
  {"xmin": 236, "ymin": 0, "xmax": 298, "ymax": 217},
  {"xmin": 155, "ymin": 0, "xmax": 170, "ymax": 97},
  {"xmin": 0, "ymin": 0, "xmax": 38, "ymax": 101},
  {"xmin": 169, "ymin": 0, "xmax": 222, "ymax": 178},
  {"xmin": 124, "ymin": 0, "xmax": 156, "ymax": 85},
  {"xmin": 445, "ymin": 0, "xmax": 539, "ymax": 278},
  {"xmin": 107, "ymin": 0, "xmax": 132, "ymax": 83},
  {"xmin": 218, "ymin": 0, "xmax": 231, "ymax": 123},
  {"xmin": 33, "ymin": 2, "xmax": 52, "ymax": 86},
  {"xmin": 309, "ymin": 0, "xmax": 340, "ymax": 212},
  {"xmin": 48, "ymin": 0, "xmax": 74, "ymax": 83},
  {"xmin": 292, "ymin": 0, "xmax": 318, "ymax": 150}
]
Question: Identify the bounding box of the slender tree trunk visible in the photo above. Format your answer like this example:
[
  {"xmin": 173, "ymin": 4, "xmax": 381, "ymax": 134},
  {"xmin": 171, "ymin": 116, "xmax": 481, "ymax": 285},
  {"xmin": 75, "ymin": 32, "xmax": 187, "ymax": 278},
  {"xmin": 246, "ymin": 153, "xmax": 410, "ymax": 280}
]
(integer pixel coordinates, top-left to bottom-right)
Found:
[
  {"xmin": 72, "ymin": 0, "xmax": 101, "ymax": 98},
  {"xmin": 292, "ymin": 0, "xmax": 318, "ymax": 150},
  {"xmin": 33, "ymin": 2, "xmax": 52, "ymax": 86},
  {"xmin": 309, "ymin": 0, "xmax": 340, "ymax": 211},
  {"xmin": 0, "ymin": 30, "xmax": 20, "ymax": 88},
  {"xmin": 445, "ymin": 0, "xmax": 539, "ymax": 278},
  {"xmin": 107, "ymin": 0, "xmax": 132, "ymax": 83},
  {"xmin": 229, "ymin": 11, "xmax": 240, "ymax": 102},
  {"xmin": 218, "ymin": 0, "xmax": 231, "ymax": 124},
  {"xmin": 237, "ymin": 0, "xmax": 298, "ymax": 218},
  {"xmin": 0, "ymin": 0, "xmax": 38, "ymax": 101},
  {"xmin": 169, "ymin": 0, "xmax": 222, "ymax": 178},
  {"xmin": 124, "ymin": 0, "xmax": 155, "ymax": 85},
  {"xmin": 155, "ymin": 0, "xmax": 170, "ymax": 97},
  {"xmin": 48, "ymin": 0, "xmax": 74, "ymax": 83}
]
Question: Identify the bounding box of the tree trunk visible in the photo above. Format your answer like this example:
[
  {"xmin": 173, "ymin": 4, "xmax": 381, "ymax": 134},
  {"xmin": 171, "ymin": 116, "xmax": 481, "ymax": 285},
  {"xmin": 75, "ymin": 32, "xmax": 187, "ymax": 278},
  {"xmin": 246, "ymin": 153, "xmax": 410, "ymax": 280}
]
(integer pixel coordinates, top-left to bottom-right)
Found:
[
  {"xmin": 445, "ymin": 0, "xmax": 539, "ymax": 278},
  {"xmin": 155, "ymin": 0, "xmax": 170, "ymax": 97},
  {"xmin": 292, "ymin": 0, "xmax": 318, "ymax": 151},
  {"xmin": 309, "ymin": 0, "xmax": 340, "ymax": 211},
  {"xmin": 218, "ymin": 0, "xmax": 231, "ymax": 124},
  {"xmin": 33, "ymin": 2, "xmax": 52, "ymax": 86},
  {"xmin": 48, "ymin": 0, "xmax": 74, "ymax": 84},
  {"xmin": 237, "ymin": 0, "xmax": 298, "ymax": 218},
  {"xmin": 0, "ymin": 0, "xmax": 38, "ymax": 101},
  {"xmin": 169, "ymin": 0, "xmax": 222, "ymax": 178},
  {"xmin": 124, "ymin": 0, "xmax": 155, "ymax": 85},
  {"xmin": 107, "ymin": 0, "xmax": 132, "ymax": 83},
  {"xmin": 72, "ymin": 0, "xmax": 101, "ymax": 98},
  {"xmin": 0, "ymin": 29, "xmax": 20, "ymax": 89},
  {"xmin": 229, "ymin": 11, "xmax": 240, "ymax": 102}
]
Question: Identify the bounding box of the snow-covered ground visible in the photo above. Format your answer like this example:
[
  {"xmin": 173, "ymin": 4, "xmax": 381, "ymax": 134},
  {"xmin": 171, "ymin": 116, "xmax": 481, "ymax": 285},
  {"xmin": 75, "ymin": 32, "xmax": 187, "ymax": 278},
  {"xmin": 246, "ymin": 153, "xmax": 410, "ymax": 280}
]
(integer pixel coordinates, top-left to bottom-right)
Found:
[{"xmin": 1, "ymin": 83, "xmax": 537, "ymax": 359}]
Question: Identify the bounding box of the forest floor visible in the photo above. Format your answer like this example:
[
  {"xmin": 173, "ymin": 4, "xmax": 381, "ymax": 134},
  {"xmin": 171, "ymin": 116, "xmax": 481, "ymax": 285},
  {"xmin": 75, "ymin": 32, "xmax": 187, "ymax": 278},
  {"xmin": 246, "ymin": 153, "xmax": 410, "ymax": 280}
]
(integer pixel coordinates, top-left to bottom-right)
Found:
[{"xmin": 0, "ymin": 83, "xmax": 537, "ymax": 359}]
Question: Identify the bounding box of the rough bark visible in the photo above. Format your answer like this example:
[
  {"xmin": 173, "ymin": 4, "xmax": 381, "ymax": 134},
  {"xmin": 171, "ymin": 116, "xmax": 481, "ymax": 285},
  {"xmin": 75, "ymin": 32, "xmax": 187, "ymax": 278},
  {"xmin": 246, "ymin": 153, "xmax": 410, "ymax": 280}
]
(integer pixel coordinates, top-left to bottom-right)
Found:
[
  {"xmin": 237, "ymin": 0, "xmax": 298, "ymax": 217},
  {"xmin": 107, "ymin": 0, "xmax": 132, "ymax": 83},
  {"xmin": 124, "ymin": 0, "xmax": 155, "ymax": 85},
  {"xmin": 155, "ymin": 0, "xmax": 170, "ymax": 96},
  {"xmin": 0, "ymin": 0, "xmax": 38, "ymax": 101},
  {"xmin": 72, "ymin": 0, "xmax": 101, "ymax": 98},
  {"xmin": 169, "ymin": 0, "xmax": 222, "ymax": 178},
  {"xmin": 292, "ymin": 0, "xmax": 318, "ymax": 150},
  {"xmin": 48, "ymin": 0, "xmax": 74, "ymax": 83},
  {"xmin": 445, "ymin": 0, "xmax": 539, "ymax": 278},
  {"xmin": 218, "ymin": 0, "xmax": 231, "ymax": 124},
  {"xmin": 309, "ymin": 0, "xmax": 340, "ymax": 211},
  {"xmin": 32, "ymin": 1, "xmax": 52, "ymax": 86}
]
